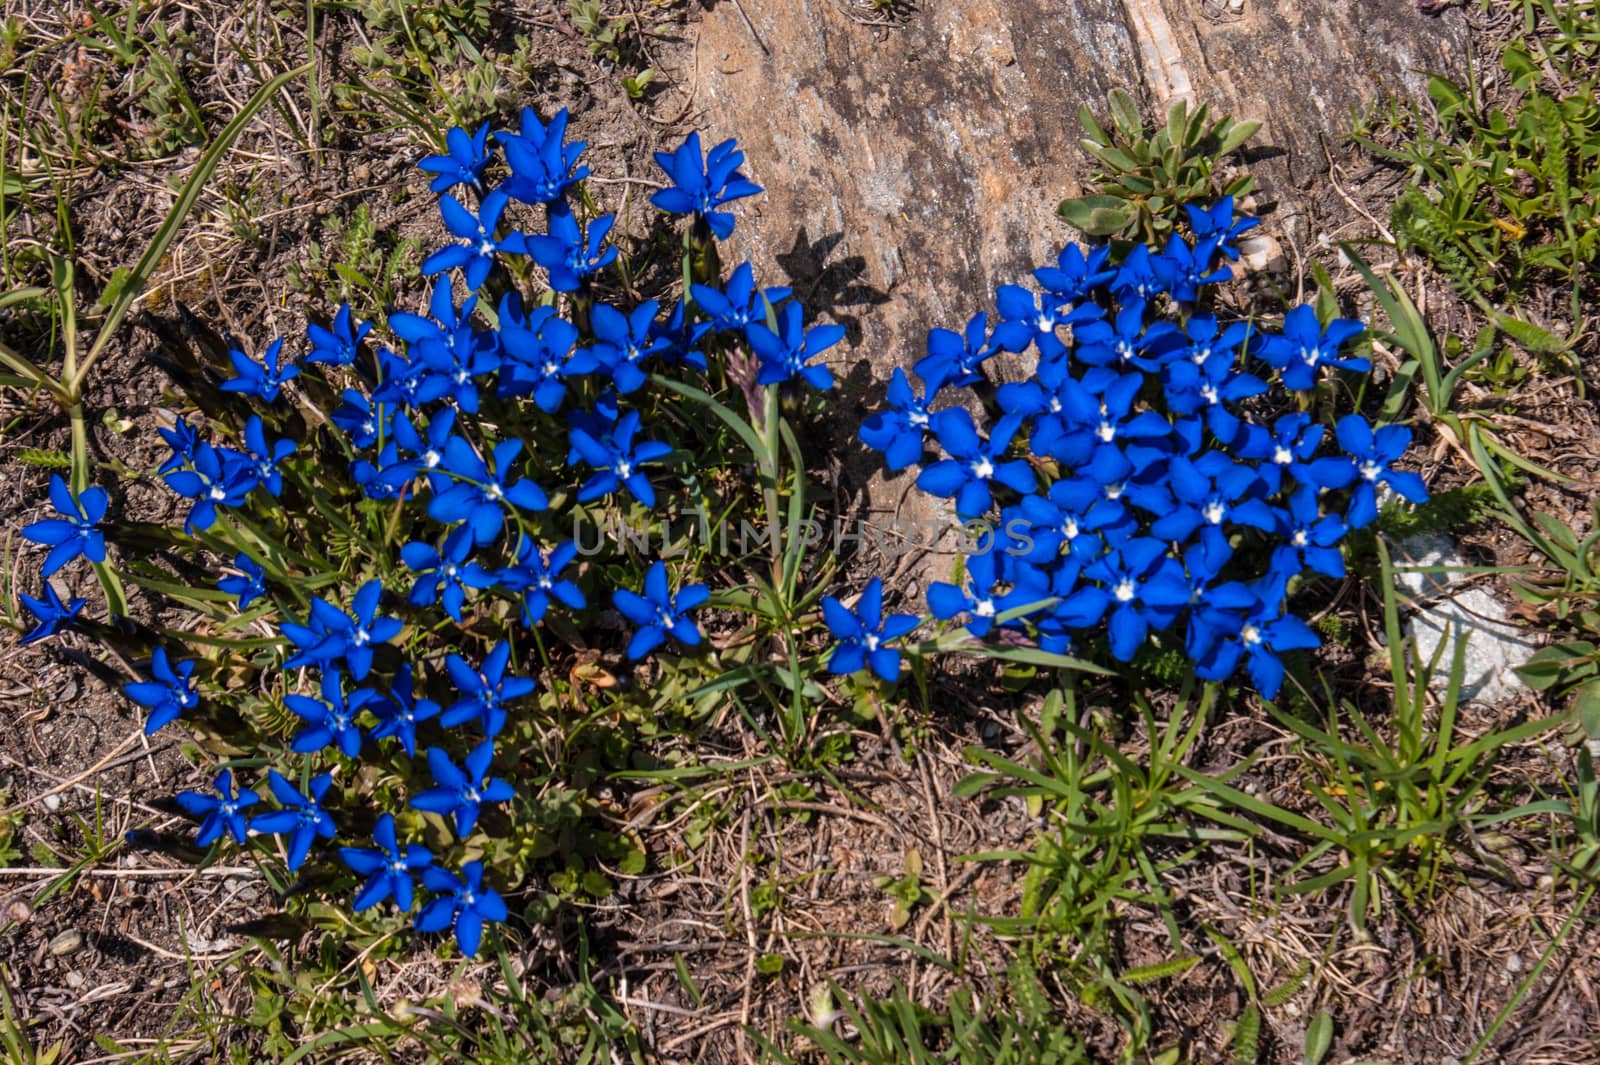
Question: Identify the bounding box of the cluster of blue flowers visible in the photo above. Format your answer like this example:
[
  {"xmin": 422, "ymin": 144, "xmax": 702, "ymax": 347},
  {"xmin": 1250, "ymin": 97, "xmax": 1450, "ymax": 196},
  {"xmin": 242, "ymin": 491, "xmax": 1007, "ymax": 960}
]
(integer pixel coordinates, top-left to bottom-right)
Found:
[
  {"xmin": 17, "ymin": 111, "xmax": 842, "ymax": 956},
  {"xmin": 856, "ymin": 200, "xmax": 1429, "ymax": 697}
]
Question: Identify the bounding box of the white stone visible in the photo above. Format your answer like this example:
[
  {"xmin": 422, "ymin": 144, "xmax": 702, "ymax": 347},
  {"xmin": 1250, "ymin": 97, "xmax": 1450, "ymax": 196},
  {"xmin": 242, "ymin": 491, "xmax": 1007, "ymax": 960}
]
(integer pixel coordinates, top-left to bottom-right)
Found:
[{"xmin": 1394, "ymin": 534, "xmax": 1536, "ymax": 704}]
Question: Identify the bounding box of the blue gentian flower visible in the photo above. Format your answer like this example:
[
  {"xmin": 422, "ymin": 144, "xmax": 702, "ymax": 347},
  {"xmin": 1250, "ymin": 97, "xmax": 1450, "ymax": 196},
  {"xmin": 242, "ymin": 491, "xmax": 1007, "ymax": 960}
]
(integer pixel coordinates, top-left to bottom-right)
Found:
[
  {"xmin": 1270, "ymin": 486, "xmax": 1348, "ymax": 579},
  {"xmin": 1109, "ymin": 244, "xmax": 1167, "ymax": 303},
  {"xmin": 221, "ymin": 337, "xmax": 297, "ymax": 401},
  {"xmin": 1034, "ymin": 243, "xmax": 1116, "ymax": 305},
  {"xmin": 441, "ymin": 640, "xmax": 535, "ymax": 736},
  {"xmin": 497, "ymin": 303, "xmax": 584, "ymax": 411},
  {"xmin": 239, "ymin": 416, "xmax": 296, "ymax": 497},
  {"xmin": 330, "ymin": 389, "xmax": 388, "ymax": 450},
  {"xmin": 1064, "ymin": 537, "xmax": 1190, "ymax": 661},
  {"xmin": 859, "ymin": 367, "xmax": 939, "ymax": 471},
  {"xmin": 174, "ymin": 769, "xmax": 258, "ymax": 848},
  {"xmin": 821, "ymin": 577, "xmax": 919, "ymax": 683},
  {"xmin": 1149, "ymin": 451, "xmax": 1276, "ymax": 551},
  {"xmin": 926, "ymin": 549, "xmax": 1033, "ymax": 638},
  {"xmin": 305, "ymin": 304, "xmax": 372, "ymax": 367},
  {"xmin": 158, "ymin": 417, "xmax": 199, "ymax": 475},
  {"xmin": 916, "ymin": 409, "xmax": 1037, "ymax": 517},
  {"xmin": 287, "ymin": 670, "xmax": 381, "ymax": 759},
  {"xmin": 250, "ymin": 770, "xmax": 336, "ymax": 872},
  {"xmin": 402, "ymin": 527, "xmax": 496, "ymax": 623},
  {"xmin": 411, "ymin": 740, "xmax": 514, "ymax": 837},
  {"xmin": 496, "ymin": 537, "xmax": 585, "ymax": 627},
  {"xmin": 569, "ymin": 410, "xmax": 673, "ymax": 507},
  {"xmin": 428, "ymin": 437, "xmax": 549, "ymax": 546},
  {"xmin": 124, "ymin": 646, "xmax": 199, "ymax": 734},
  {"xmin": 613, "ymin": 560, "xmax": 708, "ymax": 660},
  {"xmin": 746, "ymin": 301, "xmax": 843, "ymax": 390},
  {"xmin": 649, "ymin": 297, "xmax": 713, "ymax": 372},
  {"xmin": 1073, "ymin": 301, "xmax": 1183, "ymax": 371},
  {"xmin": 1184, "ymin": 196, "xmax": 1260, "ymax": 261},
  {"xmin": 370, "ymin": 665, "xmax": 440, "ymax": 759},
  {"xmin": 422, "ymin": 189, "xmax": 523, "ymax": 291},
  {"xmin": 650, "ymin": 132, "xmax": 762, "ymax": 239},
  {"xmin": 525, "ymin": 208, "xmax": 617, "ymax": 292},
  {"xmin": 992, "ymin": 285, "xmax": 1101, "ymax": 361},
  {"xmin": 1261, "ymin": 306, "xmax": 1370, "ymax": 392},
  {"xmin": 22, "ymin": 475, "xmax": 108, "ymax": 577},
  {"xmin": 690, "ymin": 262, "xmax": 791, "ymax": 334},
  {"xmin": 419, "ymin": 123, "xmax": 492, "ymax": 193},
  {"xmin": 340, "ymin": 813, "xmax": 432, "ymax": 913},
  {"xmin": 387, "ymin": 282, "xmax": 485, "ymax": 407},
  {"xmin": 1152, "ymin": 233, "xmax": 1231, "ymax": 302},
  {"xmin": 416, "ymin": 860, "xmax": 507, "ymax": 957},
  {"xmin": 380, "ymin": 407, "xmax": 458, "ymax": 494},
  {"xmin": 914, "ymin": 311, "xmax": 996, "ymax": 388},
  {"xmin": 498, "ymin": 106, "xmax": 589, "ymax": 205},
  {"xmin": 218, "ymin": 553, "xmax": 267, "ymax": 609},
  {"xmin": 1335, "ymin": 415, "xmax": 1429, "ymax": 528},
  {"xmin": 18, "ymin": 583, "xmax": 86, "ymax": 644},
  {"xmin": 1235, "ymin": 413, "xmax": 1330, "ymax": 495},
  {"xmin": 1192, "ymin": 574, "xmax": 1319, "ymax": 698},
  {"xmin": 587, "ymin": 300, "xmax": 670, "ymax": 394},
  {"xmin": 281, "ymin": 580, "xmax": 402, "ymax": 681}
]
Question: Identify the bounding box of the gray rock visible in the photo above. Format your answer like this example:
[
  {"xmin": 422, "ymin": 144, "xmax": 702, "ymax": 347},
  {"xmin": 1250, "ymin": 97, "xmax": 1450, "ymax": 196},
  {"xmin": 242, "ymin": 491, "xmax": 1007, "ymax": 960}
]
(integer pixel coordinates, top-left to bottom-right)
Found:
[
  {"xmin": 1394, "ymin": 534, "xmax": 1536, "ymax": 704},
  {"xmin": 47, "ymin": 929, "xmax": 83, "ymax": 957}
]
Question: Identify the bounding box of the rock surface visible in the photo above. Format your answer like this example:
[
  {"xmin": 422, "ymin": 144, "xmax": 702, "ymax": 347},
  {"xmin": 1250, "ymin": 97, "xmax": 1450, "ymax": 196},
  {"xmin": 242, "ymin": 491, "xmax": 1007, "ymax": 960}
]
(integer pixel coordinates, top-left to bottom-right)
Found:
[
  {"xmin": 691, "ymin": 0, "xmax": 1468, "ymax": 570},
  {"xmin": 1396, "ymin": 534, "xmax": 1536, "ymax": 704}
]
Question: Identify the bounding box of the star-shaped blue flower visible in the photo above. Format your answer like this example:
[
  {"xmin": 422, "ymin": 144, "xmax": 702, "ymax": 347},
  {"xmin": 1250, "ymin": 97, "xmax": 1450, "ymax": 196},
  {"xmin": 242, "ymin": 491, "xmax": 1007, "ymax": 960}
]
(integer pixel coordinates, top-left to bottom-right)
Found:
[
  {"xmin": 124, "ymin": 646, "xmax": 199, "ymax": 734},
  {"xmin": 18, "ymin": 583, "xmax": 86, "ymax": 644},
  {"xmin": 340, "ymin": 813, "xmax": 432, "ymax": 913},
  {"xmin": 822, "ymin": 578, "xmax": 919, "ymax": 683},
  {"xmin": 422, "ymin": 188, "xmax": 524, "ymax": 291},
  {"xmin": 498, "ymin": 106, "xmax": 589, "ymax": 205},
  {"xmin": 1335, "ymin": 415, "xmax": 1429, "ymax": 528},
  {"xmin": 250, "ymin": 771, "xmax": 337, "ymax": 872},
  {"xmin": 410, "ymin": 740, "xmax": 515, "ymax": 837},
  {"xmin": 525, "ymin": 207, "xmax": 618, "ymax": 292},
  {"xmin": 650, "ymin": 132, "xmax": 762, "ymax": 239},
  {"xmin": 416, "ymin": 860, "xmax": 507, "ymax": 957},
  {"xmin": 440, "ymin": 639, "xmax": 535, "ymax": 736},
  {"xmin": 613, "ymin": 560, "xmax": 708, "ymax": 661},
  {"xmin": 569, "ymin": 409, "xmax": 673, "ymax": 508},
  {"xmin": 221, "ymin": 337, "xmax": 297, "ymax": 401},
  {"xmin": 23, "ymin": 475, "xmax": 108, "ymax": 578},
  {"xmin": 175, "ymin": 769, "xmax": 259, "ymax": 848},
  {"xmin": 746, "ymin": 301, "xmax": 843, "ymax": 391},
  {"xmin": 419, "ymin": 122, "xmax": 493, "ymax": 194},
  {"xmin": 218, "ymin": 553, "xmax": 267, "ymax": 610}
]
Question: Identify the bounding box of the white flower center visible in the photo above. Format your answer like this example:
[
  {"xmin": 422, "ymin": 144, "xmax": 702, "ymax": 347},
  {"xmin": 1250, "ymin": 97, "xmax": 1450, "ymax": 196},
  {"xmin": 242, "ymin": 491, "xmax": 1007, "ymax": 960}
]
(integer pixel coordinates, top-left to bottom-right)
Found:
[
  {"xmin": 1273, "ymin": 446, "xmax": 1293, "ymax": 465},
  {"xmin": 1096, "ymin": 421, "xmax": 1116, "ymax": 443},
  {"xmin": 1113, "ymin": 579, "xmax": 1136, "ymax": 603},
  {"xmin": 863, "ymin": 633, "xmax": 881, "ymax": 652},
  {"xmin": 485, "ymin": 483, "xmax": 504, "ymax": 501},
  {"xmin": 616, "ymin": 460, "xmax": 633, "ymax": 478},
  {"xmin": 1202, "ymin": 501, "xmax": 1226, "ymax": 524},
  {"xmin": 1241, "ymin": 623, "xmax": 1262, "ymax": 646},
  {"xmin": 971, "ymin": 457, "xmax": 994, "ymax": 480},
  {"xmin": 1061, "ymin": 517, "xmax": 1080, "ymax": 539},
  {"xmin": 1360, "ymin": 461, "xmax": 1382, "ymax": 482},
  {"xmin": 1292, "ymin": 530, "xmax": 1309, "ymax": 547},
  {"xmin": 974, "ymin": 598, "xmax": 995, "ymax": 617}
]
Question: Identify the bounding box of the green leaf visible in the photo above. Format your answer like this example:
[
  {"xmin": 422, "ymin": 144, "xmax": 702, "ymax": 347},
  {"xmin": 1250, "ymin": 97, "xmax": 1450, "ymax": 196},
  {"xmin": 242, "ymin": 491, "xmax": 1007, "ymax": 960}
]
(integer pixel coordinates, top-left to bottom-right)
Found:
[
  {"xmin": 1107, "ymin": 88, "xmax": 1143, "ymax": 139},
  {"xmin": 755, "ymin": 952, "xmax": 785, "ymax": 976},
  {"xmin": 1427, "ymin": 74, "xmax": 1470, "ymax": 123},
  {"xmin": 1216, "ymin": 119, "xmax": 1261, "ymax": 155},
  {"xmin": 1575, "ymin": 678, "xmax": 1600, "ymax": 741},
  {"xmin": 1303, "ymin": 1011, "xmax": 1334, "ymax": 1065},
  {"xmin": 1057, "ymin": 194, "xmax": 1133, "ymax": 236}
]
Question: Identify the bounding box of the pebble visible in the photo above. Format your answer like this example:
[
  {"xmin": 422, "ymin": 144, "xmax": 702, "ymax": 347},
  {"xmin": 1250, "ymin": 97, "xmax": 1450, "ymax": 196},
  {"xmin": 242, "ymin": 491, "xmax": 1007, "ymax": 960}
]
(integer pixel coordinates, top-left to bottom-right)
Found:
[
  {"xmin": 6, "ymin": 901, "xmax": 31, "ymax": 925},
  {"xmin": 48, "ymin": 929, "xmax": 83, "ymax": 957},
  {"xmin": 42, "ymin": 794, "xmax": 61, "ymax": 813},
  {"xmin": 64, "ymin": 971, "xmax": 84, "ymax": 990}
]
